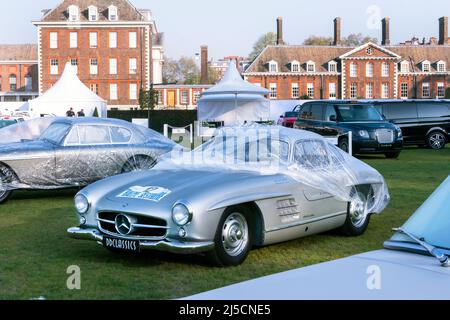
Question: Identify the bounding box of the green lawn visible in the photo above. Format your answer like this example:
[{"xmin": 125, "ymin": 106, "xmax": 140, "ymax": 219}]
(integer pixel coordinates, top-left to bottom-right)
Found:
[{"xmin": 1, "ymin": 147, "xmax": 449, "ymax": 300}]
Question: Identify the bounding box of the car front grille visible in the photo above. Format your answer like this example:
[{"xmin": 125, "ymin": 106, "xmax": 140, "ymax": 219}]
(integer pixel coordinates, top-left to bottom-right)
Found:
[
  {"xmin": 375, "ymin": 129, "xmax": 394, "ymax": 144},
  {"xmin": 97, "ymin": 211, "xmax": 169, "ymax": 240}
]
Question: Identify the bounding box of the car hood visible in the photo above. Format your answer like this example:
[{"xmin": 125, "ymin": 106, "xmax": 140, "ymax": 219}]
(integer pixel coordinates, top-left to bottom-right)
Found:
[
  {"xmin": 339, "ymin": 121, "xmax": 397, "ymax": 131},
  {"xmin": 98, "ymin": 168, "xmax": 281, "ymax": 209},
  {"xmin": 0, "ymin": 140, "xmax": 53, "ymax": 159},
  {"xmin": 185, "ymin": 249, "xmax": 450, "ymax": 300}
]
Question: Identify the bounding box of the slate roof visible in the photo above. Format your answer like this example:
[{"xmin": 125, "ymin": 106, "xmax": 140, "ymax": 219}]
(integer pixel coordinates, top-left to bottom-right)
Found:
[
  {"xmin": 246, "ymin": 44, "xmax": 450, "ymax": 73},
  {"xmin": 0, "ymin": 44, "xmax": 38, "ymax": 61},
  {"xmin": 41, "ymin": 0, "xmax": 146, "ymax": 22}
]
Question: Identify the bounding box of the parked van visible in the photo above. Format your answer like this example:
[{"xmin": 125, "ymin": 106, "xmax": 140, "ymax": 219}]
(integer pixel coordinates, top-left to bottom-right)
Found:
[
  {"xmin": 372, "ymin": 100, "xmax": 450, "ymax": 150},
  {"xmin": 294, "ymin": 101, "xmax": 403, "ymax": 158}
]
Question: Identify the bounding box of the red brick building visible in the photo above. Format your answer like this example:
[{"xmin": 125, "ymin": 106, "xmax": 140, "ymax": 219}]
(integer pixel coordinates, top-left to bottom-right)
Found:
[
  {"xmin": 0, "ymin": 45, "xmax": 39, "ymax": 102},
  {"xmin": 33, "ymin": 0, "xmax": 164, "ymax": 110},
  {"xmin": 244, "ymin": 17, "xmax": 450, "ymax": 100}
]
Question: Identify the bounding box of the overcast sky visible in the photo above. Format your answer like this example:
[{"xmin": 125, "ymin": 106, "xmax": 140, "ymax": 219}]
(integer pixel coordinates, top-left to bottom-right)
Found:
[{"xmin": 0, "ymin": 0, "xmax": 448, "ymax": 60}]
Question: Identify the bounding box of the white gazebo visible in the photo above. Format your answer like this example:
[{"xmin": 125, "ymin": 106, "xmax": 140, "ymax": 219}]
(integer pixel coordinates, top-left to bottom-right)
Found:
[
  {"xmin": 197, "ymin": 60, "xmax": 270, "ymax": 125},
  {"xmin": 25, "ymin": 63, "xmax": 107, "ymax": 118}
]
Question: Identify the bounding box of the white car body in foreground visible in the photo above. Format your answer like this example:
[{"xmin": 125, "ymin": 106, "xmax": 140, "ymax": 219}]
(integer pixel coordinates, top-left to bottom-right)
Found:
[
  {"xmin": 188, "ymin": 175, "xmax": 450, "ymax": 300},
  {"xmin": 187, "ymin": 249, "xmax": 450, "ymax": 300}
]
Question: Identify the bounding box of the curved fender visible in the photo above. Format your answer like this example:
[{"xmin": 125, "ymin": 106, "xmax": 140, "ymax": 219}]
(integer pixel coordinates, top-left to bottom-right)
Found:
[{"xmin": 207, "ymin": 191, "xmax": 292, "ymax": 212}]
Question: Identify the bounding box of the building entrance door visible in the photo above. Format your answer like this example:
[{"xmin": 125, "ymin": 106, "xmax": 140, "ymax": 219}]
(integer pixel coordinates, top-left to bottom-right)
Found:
[{"xmin": 167, "ymin": 90, "xmax": 176, "ymax": 107}]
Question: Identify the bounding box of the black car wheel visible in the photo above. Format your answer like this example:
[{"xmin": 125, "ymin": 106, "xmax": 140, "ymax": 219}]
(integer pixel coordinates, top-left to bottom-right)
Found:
[
  {"xmin": 385, "ymin": 151, "xmax": 400, "ymax": 159},
  {"xmin": 208, "ymin": 205, "xmax": 253, "ymax": 267},
  {"xmin": 0, "ymin": 166, "xmax": 14, "ymax": 204},
  {"xmin": 121, "ymin": 156, "xmax": 157, "ymax": 173},
  {"xmin": 338, "ymin": 137, "xmax": 349, "ymax": 153},
  {"xmin": 427, "ymin": 131, "xmax": 446, "ymax": 150}
]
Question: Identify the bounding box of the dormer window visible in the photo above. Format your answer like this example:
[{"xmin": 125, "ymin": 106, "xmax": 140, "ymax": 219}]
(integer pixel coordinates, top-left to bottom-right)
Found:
[
  {"xmin": 437, "ymin": 61, "xmax": 446, "ymax": 72},
  {"xmin": 422, "ymin": 60, "xmax": 431, "ymax": 72},
  {"xmin": 306, "ymin": 61, "xmax": 315, "ymax": 73},
  {"xmin": 268, "ymin": 60, "xmax": 278, "ymax": 73},
  {"xmin": 328, "ymin": 61, "xmax": 337, "ymax": 73},
  {"xmin": 400, "ymin": 61, "xmax": 409, "ymax": 73},
  {"xmin": 88, "ymin": 6, "xmax": 98, "ymax": 21},
  {"xmin": 68, "ymin": 5, "xmax": 79, "ymax": 22},
  {"xmin": 291, "ymin": 60, "xmax": 300, "ymax": 73},
  {"xmin": 108, "ymin": 5, "xmax": 118, "ymax": 21}
]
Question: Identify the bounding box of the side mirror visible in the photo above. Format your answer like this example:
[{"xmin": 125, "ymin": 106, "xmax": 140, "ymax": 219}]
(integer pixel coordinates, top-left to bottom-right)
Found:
[
  {"xmin": 280, "ymin": 115, "xmax": 284, "ymax": 118},
  {"xmin": 329, "ymin": 115, "xmax": 337, "ymax": 122}
]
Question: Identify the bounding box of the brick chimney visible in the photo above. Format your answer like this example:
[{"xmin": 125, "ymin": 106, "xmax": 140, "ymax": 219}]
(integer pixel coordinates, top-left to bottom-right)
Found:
[
  {"xmin": 333, "ymin": 17, "xmax": 341, "ymax": 45},
  {"xmin": 439, "ymin": 16, "xmax": 448, "ymax": 45},
  {"xmin": 200, "ymin": 45, "xmax": 209, "ymax": 84},
  {"xmin": 276, "ymin": 17, "xmax": 285, "ymax": 45},
  {"xmin": 382, "ymin": 17, "xmax": 391, "ymax": 45}
]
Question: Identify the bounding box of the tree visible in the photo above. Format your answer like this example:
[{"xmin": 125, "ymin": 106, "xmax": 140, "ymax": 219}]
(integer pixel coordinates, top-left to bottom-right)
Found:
[
  {"xmin": 303, "ymin": 33, "xmax": 378, "ymax": 46},
  {"xmin": 303, "ymin": 36, "xmax": 333, "ymax": 46},
  {"xmin": 208, "ymin": 66, "xmax": 221, "ymax": 84},
  {"xmin": 179, "ymin": 57, "xmax": 200, "ymax": 84},
  {"xmin": 162, "ymin": 58, "xmax": 182, "ymax": 84},
  {"xmin": 342, "ymin": 33, "xmax": 378, "ymax": 46},
  {"xmin": 162, "ymin": 57, "xmax": 200, "ymax": 84},
  {"xmin": 249, "ymin": 32, "xmax": 277, "ymax": 61},
  {"xmin": 139, "ymin": 84, "xmax": 157, "ymax": 111}
]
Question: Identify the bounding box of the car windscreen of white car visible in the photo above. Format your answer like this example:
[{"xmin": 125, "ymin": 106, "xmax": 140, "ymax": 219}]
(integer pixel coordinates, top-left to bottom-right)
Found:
[
  {"xmin": 389, "ymin": 176, "xmax": 450, "ymax": 251},
  {"xmin": 293, "ymin": 140, "xmax": 330, "ymax": 169},
  {"xmin": 39, "ymin": 122, "xmax": 71, "ymax": 145},
  {"xmin": 198, "ymin": 135, "xmax": 290, "ymax": 163}
]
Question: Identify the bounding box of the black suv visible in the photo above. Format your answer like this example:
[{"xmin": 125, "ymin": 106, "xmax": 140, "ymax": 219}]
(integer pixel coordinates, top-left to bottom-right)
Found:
[
  {"xmin": 294, "ymin": 101, "xmax": 403, "ymax": 158},
  {"xmin": 372, "ymin": 100, "xmax": 450, "ymax": 150}
]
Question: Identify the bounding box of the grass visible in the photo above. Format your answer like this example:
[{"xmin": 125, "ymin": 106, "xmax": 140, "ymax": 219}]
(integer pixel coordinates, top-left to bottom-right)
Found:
[{"xmin": 1, "ymin": 147, "xmax": 450, "ymax": 300}]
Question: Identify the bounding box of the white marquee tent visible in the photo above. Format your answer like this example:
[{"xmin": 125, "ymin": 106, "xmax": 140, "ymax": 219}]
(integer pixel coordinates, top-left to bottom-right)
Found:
[
  {"xmin": 197, "ymin": 60, "xmax": 270, "ymax": 125},
  {"xmin": 24, "ymin": 63, "xmax": 107, "ymax": 118}
]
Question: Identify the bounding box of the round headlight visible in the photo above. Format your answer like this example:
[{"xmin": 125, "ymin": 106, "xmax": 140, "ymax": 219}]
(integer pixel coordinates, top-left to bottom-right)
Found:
[
  {"xmin": 172, "ymin": 203, "xmax": 191, "ymax": 226},
  {"xmin": 75, "ymin": 194, "xmax": 89, "ymax": 215}
]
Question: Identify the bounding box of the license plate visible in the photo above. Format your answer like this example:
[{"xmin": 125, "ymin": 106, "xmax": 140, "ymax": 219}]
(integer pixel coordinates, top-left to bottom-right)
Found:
[
  {"xmin": 380, "ymin": 143, "xmax": 392, "ymax": 147},
  {"xmin": 103, "ymin": 236, "xmax": 140, "ymax": 253}
]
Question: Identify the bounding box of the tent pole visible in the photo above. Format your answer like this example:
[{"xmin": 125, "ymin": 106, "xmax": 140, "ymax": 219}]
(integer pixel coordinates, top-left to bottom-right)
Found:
[{"xmin": 235, "ymin": 92, "xmax": 238, "ymax": 124}]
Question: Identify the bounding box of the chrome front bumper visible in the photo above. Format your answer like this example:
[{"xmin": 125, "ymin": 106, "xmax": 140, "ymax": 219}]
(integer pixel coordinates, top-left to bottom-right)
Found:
[{"xmin": 67, "ymin": 227, "xmax": 215, "ymax": 254}]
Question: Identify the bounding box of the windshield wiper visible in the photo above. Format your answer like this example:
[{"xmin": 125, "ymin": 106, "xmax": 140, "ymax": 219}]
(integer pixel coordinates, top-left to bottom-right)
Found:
[{"xmin": 393, "ymin": 227, "xmax": 450, "ymax": 267}]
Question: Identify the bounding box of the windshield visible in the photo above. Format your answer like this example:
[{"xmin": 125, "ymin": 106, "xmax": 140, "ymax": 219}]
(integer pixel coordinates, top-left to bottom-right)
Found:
[
  {"xmin": 284, "ymin": 112, "xmax": 298, "ymax": 118},
  {"xmin": 388, "ymin": 176, "xmax": 450, "ymax": 251},
  {"xmin": 196, "ymin": 134, "xmax": 290, "ymax": 164},
  {"xmin": 39, "ymin": 122, "xmax": 71, "ymax": 144},
  {"xmin": 337, "ymin": 105, "xmax": 384, "ymax": 122}
]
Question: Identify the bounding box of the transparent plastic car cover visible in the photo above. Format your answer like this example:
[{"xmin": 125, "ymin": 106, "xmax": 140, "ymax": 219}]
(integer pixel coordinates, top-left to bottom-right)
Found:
[
  {"xmin": 159, "ymin": 124, "xmax": 390, "ymax": 215},
  {"xmin": 0, "ymin": 117, "xmax": 178, "ymax": 193}
]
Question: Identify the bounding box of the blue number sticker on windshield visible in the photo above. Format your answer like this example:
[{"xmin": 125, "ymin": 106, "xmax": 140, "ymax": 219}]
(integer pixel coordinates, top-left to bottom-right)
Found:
[{"xmin": 117, "ymin": 186, "xmax": 171, "ymax": 202}]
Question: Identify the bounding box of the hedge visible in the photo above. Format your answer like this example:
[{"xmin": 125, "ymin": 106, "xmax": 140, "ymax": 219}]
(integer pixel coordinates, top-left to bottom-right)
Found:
[{"xmin": 107, "ymin": 109, "xmax": 198, "ymax": 132}]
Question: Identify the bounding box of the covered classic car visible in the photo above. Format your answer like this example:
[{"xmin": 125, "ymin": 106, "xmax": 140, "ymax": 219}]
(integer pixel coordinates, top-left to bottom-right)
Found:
[
  {"xmin": 68, "ymin": 125, "xmax": 390, "ymax": 266},
  {"xmin": 188, "ymin": 176, "xmax": 450, "ymax": 299},
  {"xmin": 0, "ymin": 117, "xmax": 177, "ymax": 204}
]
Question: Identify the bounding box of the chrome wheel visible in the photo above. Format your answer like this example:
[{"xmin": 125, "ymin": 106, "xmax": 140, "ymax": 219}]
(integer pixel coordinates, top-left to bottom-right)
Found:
[
  {"xmin": 221, "ymin": 212, "xmax": 249, "ymax": 257},
  {"xmin": 349, "ymin": 192, "xmax": 368, "ymax": 228},
  {"xmin": 428, "ymin": 132, "xmax": 446, "ymax": 150}
]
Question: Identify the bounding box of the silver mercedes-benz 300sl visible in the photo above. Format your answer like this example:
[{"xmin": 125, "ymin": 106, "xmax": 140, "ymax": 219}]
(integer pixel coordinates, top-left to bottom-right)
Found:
[
  {"xmin": 0, "ymin": 117, "xmax": 176, "ymax": 204},
  {"xmin": 68, "ymin": 125, "xmax": 390, "ymax": 266}
]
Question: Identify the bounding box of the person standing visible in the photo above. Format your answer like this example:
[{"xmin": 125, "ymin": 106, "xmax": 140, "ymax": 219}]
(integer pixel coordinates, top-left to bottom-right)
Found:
[
  {"xmin": 66, "ymin": 108, "xmax": 75, "ymax": 117},
  {"xmin": 77, "ymin": 109, "xmax": 85, "ymax": 117}
]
